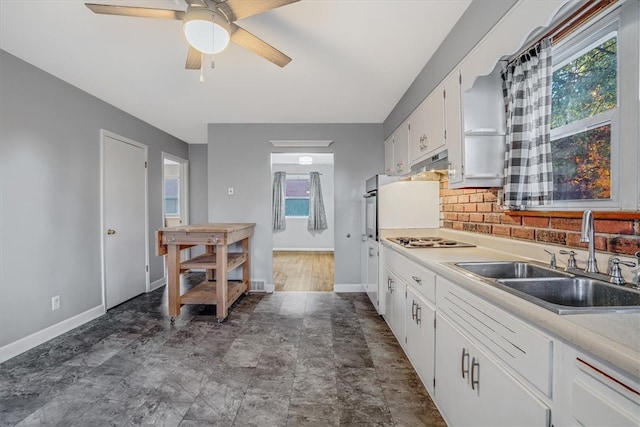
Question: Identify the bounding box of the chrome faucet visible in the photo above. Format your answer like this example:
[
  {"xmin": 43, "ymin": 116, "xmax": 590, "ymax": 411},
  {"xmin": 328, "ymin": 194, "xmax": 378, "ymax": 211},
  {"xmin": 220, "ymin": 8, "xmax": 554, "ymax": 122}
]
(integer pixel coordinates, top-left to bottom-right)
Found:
[{"xmin": 580, "ymin": 210, "xmax": 598, "ymax": 273}]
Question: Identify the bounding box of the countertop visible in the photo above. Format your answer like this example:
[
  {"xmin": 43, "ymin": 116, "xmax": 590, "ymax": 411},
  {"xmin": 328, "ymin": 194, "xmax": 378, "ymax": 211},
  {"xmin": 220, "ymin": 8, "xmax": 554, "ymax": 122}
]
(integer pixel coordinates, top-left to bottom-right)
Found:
[
  {"xmin": 380, "ymin": 231, "xmax": 640, "ymax": 381},
  {"xmin": 158, "ymin": 223, "xmax": 256, "ymax": 232}
]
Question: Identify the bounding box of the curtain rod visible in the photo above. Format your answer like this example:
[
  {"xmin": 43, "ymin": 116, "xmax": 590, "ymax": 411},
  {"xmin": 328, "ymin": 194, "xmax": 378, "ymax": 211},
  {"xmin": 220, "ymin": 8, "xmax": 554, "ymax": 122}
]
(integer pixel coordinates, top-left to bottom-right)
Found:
[{"xmin": 506, "ymin": 0, "xmax": 617, "ymax": 67}]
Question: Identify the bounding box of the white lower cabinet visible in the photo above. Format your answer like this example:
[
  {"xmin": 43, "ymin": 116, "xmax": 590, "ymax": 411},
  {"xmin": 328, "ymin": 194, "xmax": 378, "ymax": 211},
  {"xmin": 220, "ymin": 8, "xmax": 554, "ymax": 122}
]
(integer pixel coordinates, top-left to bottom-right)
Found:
[
  {"xmin": 435, "ymin": 313, "xmax": 551, "ymax": 427},
  {"xmin": 406, "ymin": 287, "xmax": 436, "ymax": 396},
  {"xmin": 383, "ymin": 266, "xmax": 406, "ymax": 346},
  {"xmin": 555, "ymin": 344, "xmax": 640, "ymax": 427}
]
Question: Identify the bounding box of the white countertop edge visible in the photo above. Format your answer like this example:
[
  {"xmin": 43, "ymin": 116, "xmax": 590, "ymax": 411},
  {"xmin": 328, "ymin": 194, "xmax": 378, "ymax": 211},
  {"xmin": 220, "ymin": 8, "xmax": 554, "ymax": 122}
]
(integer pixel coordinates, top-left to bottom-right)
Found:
[{"xmin": 379, "ymin": 236, "xmax": 640, "ymax": 381}]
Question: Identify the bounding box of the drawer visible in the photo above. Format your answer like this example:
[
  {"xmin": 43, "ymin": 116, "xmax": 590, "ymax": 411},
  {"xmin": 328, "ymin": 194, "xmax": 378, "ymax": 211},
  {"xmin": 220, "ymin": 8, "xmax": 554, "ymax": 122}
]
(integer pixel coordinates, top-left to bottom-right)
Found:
[
  {"xmin": 437, "ymin": 276, "xmax": 553, "ymax": 397},
  {"xmin": 385, "ymin": 248, "xmax": 436, "ymax": 302}
]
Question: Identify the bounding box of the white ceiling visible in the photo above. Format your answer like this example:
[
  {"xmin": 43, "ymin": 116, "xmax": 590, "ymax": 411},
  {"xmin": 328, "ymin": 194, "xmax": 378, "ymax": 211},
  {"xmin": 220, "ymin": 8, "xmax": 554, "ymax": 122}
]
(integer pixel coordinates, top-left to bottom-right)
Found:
[{"xmin": 0, "ymin": 0, "xmax": 471, "ymax": 144}]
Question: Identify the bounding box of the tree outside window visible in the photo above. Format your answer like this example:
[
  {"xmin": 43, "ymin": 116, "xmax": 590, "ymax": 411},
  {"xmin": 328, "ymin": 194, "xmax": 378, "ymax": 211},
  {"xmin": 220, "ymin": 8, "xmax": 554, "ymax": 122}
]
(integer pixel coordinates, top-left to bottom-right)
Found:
[{"xmin": 551, "ymin": 31, "xmax": 617, "ymax": 202}]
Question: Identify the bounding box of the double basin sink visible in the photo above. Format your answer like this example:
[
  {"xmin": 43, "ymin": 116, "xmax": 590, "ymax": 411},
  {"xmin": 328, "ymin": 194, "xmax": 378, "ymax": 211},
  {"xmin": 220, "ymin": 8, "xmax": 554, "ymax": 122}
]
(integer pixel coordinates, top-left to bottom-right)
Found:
[{"xmin": 451, "ymin": 261, "xmax": 640, "ymax": 314}]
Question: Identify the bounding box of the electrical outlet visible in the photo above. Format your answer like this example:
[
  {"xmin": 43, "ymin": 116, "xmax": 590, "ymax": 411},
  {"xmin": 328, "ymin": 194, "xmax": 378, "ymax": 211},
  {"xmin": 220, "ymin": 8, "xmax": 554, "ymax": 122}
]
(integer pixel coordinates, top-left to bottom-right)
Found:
[
  {"xmin": 228, "ymin": 187, "xmax": 234, "ymax": 196},
  {"xmin": 52, "ymin": 295, "xmax": 60, "ymax": 311}
]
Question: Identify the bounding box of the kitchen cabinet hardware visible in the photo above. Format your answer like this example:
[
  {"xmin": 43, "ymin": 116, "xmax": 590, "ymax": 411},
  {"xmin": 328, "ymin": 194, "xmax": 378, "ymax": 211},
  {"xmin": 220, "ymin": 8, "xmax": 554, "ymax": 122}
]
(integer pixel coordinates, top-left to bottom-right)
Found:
[
  {"xmin": 106, "ymin": 228, "xmax": 116, "ymax": 235},
  {"xmin": 471, "ymin": 357, "xmax": 480, "ymax": 390},
  {"xmin": 411, "ymin": 300, "xmax": 417, "ymax": 320},
  {"xmin": 461, "ymin": 348, "xmax": 469, "ymax": 379},
  {"xmin": 415, "ymin": 304, "xmax": 422, "ymax": 324},
  {"xmin": 412, "ymin": 275, "xmax": 422, "ymax": 284}
]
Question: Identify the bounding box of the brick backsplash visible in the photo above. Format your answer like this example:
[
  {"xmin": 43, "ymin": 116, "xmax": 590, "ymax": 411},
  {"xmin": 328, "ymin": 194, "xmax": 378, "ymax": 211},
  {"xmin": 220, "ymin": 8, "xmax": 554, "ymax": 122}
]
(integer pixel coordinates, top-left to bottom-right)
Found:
[{"xmin": 439, "ymin": 179, "xmax": 640, "ymax": 256}]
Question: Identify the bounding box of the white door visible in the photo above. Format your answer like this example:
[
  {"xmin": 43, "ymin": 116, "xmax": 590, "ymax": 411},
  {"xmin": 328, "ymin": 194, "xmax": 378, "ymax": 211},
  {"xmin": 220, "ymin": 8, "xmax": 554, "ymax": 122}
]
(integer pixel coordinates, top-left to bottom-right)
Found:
[{"xmin": 103, "ymin": 134, "xmax": 148, "ymax": 309}]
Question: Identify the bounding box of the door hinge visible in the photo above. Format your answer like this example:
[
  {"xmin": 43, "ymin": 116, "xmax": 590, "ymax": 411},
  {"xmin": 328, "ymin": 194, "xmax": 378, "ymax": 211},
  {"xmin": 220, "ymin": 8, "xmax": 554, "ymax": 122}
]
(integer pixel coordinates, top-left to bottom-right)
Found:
[
  {"xmin": 405, "ymin": 336, "xmax": 408, "ymax": 344},
  {"xmin": 459, "ymin": 73, "xmax": 462, "ymax": 84},
  {"xmin": 408, "ymin": 123, "xmax": 411, "ymax": 131},
  {"xmin": 434, "ymin": 317, "xmax": 437, "ymax": 328},
  {"xmin": 144, "ymin": 161, "xmax": 147, "ymax": 168},
  {"xmin": 146, "ymin": 265, "xmax": 149, "ymax": 272},
  {"xmin": 444, "ymin": 129, "xmax": 447, "ymax": 140},
  {"xmin": 443, "ymin": 88, "xmax": 446, "ymax": 99},
  {"xmin": 433, "ymin": 378, "xmax": 436, "ymax": 389}
]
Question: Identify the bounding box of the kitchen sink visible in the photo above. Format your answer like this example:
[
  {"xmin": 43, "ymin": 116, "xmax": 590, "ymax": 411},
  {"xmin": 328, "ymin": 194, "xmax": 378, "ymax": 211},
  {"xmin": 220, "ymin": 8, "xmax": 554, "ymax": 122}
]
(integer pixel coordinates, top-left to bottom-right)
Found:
[
  {"xmin": 449, "ymin": 261, "xmax": 640, "ymax": 314},
  {"xmin": 454, "ymin": 261, "xmax": 572, "ymax": 279},
  {"xmin": 495, "ymin": 278, "xmax": 640, "ymax": 314}
]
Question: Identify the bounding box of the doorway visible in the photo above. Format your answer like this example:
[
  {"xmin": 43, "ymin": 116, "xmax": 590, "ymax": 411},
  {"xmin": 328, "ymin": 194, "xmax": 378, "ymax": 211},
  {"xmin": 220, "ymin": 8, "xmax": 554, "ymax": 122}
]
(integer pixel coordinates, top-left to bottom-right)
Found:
[
  {"xmin": 162, "ymin": 153, "xmax": 189, "ymax": 265},
  {"xmin": 101, "ymin": 131, "xmax": 149, "ymax": 310},
  {"xmin": 271, "ymin": 153, "xmax": 335, "ymax": 292}
]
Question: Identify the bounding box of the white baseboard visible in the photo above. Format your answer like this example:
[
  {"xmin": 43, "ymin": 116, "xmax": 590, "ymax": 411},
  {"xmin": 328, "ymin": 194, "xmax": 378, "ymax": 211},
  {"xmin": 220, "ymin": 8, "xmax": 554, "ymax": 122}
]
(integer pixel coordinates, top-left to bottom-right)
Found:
[
  {"xmin": 149, "ymin": 277, "xmax": 165, "ymax": 292},
  {"xmin": 264, "ymin": 283, "xmax": 275, "ymax": 293},
  {"xmin": 0, "ymin": 305, "xmax": 105, "ymax": 363},
  {"xmin": 334, "ymin": 284, "xmax": 365, "ymax": 293}
]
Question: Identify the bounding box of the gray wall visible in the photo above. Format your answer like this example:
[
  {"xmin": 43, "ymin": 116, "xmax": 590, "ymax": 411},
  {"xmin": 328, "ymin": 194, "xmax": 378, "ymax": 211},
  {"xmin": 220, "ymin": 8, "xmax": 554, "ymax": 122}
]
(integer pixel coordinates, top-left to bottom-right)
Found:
[
  {"xmin": 208, "ymin": 124, "xmax": 383, "ymax": 286},
  {"xmin": 188, "ymin": 144, "xmax": 209, "ymax": 258},
  {"xmin": 383, "ymin": 0, "xmax": 518, "ymax": 138},
  {"xmin": 272, "ymin": 163, "xmax": 335, "ymax": 251},
  {"xmin": 0, "ymin": 50, "xmax": 188, "ymax": 348}
]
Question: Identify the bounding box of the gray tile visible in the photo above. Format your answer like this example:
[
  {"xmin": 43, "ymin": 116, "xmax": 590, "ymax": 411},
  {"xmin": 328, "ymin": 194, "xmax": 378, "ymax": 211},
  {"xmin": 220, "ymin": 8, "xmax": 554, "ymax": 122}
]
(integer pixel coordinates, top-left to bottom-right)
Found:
[{"xmin": 1, "ymin": 284, "xmax": 445, "ymax": 427}]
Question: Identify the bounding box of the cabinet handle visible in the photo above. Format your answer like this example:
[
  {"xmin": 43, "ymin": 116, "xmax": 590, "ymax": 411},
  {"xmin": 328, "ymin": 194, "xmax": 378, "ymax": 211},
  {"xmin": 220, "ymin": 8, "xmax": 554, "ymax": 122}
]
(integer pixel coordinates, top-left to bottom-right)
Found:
[
  {"xmin": 415, "ymin": 304, "xmax": 422, "ymax": 325},
  {"xmin": 411, "ymin": 275, "xmax": 422, "ymax": 285},
  {"xmin": 471, "ymin": 357, "xmax": 480, "ymax": 390},
  {"xmin": 411, "ymin": 300, "xmax": 417, "ymax": 320},
  {"xmin": 387, "ymin": 277, "xmax": 392, "ymax": 292},
  {"xmin": 461, "ymin": 348, "xmax": 469, "ymax": 379},
  {"xmin": 389, "ymin": 277, "xmax": 395, "ymax": 293}
]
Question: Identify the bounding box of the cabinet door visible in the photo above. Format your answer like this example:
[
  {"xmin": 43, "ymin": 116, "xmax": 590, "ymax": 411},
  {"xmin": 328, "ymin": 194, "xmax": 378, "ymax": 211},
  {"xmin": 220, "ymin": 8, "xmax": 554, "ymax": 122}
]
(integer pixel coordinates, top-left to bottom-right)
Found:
[
  {"xmin": 409, "ymin": 91, "xmax": 445, "ymax": 165},
  {"xmin": 394, "ymin": 121, "xmax": 410, "ymax": 175},
  {"xmin": 435, "ymin": 314, "xmax": 550, "ymax": 427},
  {"xmin": 406, "ymin": 287, "xmax": 436, "ymax": 396},
  {"xmin": 384, "ymin": 270, "xmax": 406, "ymax": 346},
  {"xmin": 384, "ymin": 135, "xmax": 394, "ymax": 175},
  {"xmin": 444, "ymin": 70, "xmax": 464, "ymax": 186}
]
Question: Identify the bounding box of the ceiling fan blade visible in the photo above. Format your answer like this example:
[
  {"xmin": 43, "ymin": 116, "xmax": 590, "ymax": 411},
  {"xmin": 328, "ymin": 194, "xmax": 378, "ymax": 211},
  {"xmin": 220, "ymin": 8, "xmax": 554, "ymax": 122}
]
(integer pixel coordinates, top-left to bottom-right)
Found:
[
  {"xmin": 231, "ymin": 24, "xmax": 291, "ymax": 67},
  {"xmin": 218, "ymin": 0, "xmax": 299, "ymax": 22},
  {"xmin": 185, "ymin": 46, "xmax": 202, "ymax": 70},
  {"xmin": 85, "ymin": 3, "xmax": 184, "ymax": 20}
]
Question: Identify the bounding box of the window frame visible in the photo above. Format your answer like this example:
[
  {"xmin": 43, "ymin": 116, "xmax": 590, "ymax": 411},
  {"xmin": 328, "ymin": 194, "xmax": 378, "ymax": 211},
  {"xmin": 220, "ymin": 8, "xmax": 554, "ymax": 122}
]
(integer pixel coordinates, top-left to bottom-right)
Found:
[
  {"xmin": 284, "ymin": 175, "xmax": 311, "ymax": 218},
  {"xmin": 525, "ymin": 2, "xmax": 639, "ymax": 211}
]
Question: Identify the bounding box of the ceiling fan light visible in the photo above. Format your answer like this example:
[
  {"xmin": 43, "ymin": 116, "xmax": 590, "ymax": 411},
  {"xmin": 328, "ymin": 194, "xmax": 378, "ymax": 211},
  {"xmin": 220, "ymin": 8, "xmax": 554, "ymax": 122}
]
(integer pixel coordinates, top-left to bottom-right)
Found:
[{"xmin": 183, "ymin": 12, "xmax": 230, "ymax": 55}]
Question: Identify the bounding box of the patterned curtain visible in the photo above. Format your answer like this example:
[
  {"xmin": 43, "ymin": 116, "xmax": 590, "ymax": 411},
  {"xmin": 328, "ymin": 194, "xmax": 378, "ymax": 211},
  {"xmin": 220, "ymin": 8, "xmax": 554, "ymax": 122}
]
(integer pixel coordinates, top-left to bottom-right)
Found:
[
  {"xmin": 272, "ymin": 171, "xmax": 286, "ymax": 230},
  {"xmin": 308, "ymin": 172, "xmax": 327, "ymax": 231},
  {"xmin": 501, "ymin": 38, "xmax": 554, "ymax": 208}
]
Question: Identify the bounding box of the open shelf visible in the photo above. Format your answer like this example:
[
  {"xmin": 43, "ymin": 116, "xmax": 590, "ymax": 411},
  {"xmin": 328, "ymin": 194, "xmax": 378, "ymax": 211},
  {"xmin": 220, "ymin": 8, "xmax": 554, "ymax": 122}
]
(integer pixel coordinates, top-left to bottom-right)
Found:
[{"xmin": 180, "ymin": 279, "xmax": 246, "ymax": 306}]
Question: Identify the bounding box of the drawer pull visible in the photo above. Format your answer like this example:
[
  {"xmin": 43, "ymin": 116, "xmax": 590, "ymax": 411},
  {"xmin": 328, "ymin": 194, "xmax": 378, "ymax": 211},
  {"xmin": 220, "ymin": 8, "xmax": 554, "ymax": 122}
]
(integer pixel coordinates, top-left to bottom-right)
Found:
[
  {"xmin": 461, "ymin": 348, "xmax": 469, "ymax": 379},
  {"xmin": 412, "ymin": 275, "xmax": 422, "ymax": 284},
  {"xmin": 471, "ymin": 357, "xmax": 480, "ymax": 390}
]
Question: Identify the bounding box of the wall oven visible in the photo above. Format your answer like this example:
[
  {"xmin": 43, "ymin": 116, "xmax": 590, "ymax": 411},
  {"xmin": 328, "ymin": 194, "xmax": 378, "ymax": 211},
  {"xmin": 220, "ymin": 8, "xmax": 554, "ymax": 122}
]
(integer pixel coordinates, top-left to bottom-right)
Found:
[{"xmin": 363, "ymin": 175, "xmax": 398, "ymax": 241}]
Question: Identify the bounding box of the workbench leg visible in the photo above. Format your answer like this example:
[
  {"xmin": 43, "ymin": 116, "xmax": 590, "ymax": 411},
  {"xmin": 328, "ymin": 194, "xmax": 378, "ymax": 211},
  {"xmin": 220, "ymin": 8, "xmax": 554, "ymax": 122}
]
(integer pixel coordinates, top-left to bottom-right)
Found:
[
  {"xmin": 242, "ymin": 237, "xmax": 251, "ymax": 294},
  {"xmin": 216, "ymin": 244, "xmax": 228, "ymax": 321},
  {"xmin": 167, "ymin": 244, "xmax": 181, "ymax": 318},
  {"xmin": 205, "ymin": 244, "xmax": 215, "ymax": 281}
]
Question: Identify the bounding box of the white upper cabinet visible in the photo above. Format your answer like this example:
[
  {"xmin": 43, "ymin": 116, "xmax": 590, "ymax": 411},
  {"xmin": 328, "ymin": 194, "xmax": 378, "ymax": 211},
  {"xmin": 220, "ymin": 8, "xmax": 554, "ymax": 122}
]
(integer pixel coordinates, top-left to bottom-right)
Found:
[
  {"xmin": 384, "ymin": 134, "xmax": 394, "ymax": 176},
  {"xmin": 443, "ymin": 69, "xmax": 463, "ymax": 185},
  {"xmin": 409, "ymin": 89, "xmax": 445, "ymax": 166},
  {"xmin": 393, "ymin": 120, "xmax": 410, "ymax": 175}
]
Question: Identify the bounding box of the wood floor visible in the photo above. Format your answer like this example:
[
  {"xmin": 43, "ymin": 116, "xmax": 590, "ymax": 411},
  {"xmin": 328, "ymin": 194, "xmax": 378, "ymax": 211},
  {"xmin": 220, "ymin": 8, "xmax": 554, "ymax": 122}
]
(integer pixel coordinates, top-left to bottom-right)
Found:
[{"xmin": 273, "ymin": 250, "xmax": 334, "ymax": 292}]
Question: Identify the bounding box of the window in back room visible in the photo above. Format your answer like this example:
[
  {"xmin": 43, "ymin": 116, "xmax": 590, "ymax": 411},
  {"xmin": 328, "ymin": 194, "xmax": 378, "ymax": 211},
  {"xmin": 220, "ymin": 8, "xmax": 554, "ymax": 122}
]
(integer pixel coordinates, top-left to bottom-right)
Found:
[{"xmin": 285, "ymin": 176, "xmax": 310, "ymax": 217}]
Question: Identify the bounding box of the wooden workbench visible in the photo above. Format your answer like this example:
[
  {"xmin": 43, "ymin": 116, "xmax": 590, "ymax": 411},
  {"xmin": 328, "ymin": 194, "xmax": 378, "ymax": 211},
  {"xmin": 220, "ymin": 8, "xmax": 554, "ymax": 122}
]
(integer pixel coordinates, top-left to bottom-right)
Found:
[{"xmin": 156, "ymin": 223, "xmax": 255, "ymax": 322}]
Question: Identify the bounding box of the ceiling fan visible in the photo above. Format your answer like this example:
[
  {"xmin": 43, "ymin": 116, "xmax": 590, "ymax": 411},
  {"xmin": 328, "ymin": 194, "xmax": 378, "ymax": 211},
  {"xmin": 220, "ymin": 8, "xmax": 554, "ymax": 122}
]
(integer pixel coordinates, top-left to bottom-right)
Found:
[{"xmin": 85, "ymin": 0, "xmax": 299, "ymax": 69}]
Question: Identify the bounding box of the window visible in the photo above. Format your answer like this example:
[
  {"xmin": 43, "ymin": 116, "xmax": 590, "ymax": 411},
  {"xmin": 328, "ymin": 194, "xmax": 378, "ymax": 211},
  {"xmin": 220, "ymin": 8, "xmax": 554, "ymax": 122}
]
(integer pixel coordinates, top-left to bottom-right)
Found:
[
  {"xmin": 285, "ymin": 177, "xmax": 310, "ymax": 217},
  {"xmin": 164, "ymin": 178, "xmax": 180, "ymax": 216},
  {"xmin": 551, "ymin": 24, "xmax": 618, "ymax": 204}
]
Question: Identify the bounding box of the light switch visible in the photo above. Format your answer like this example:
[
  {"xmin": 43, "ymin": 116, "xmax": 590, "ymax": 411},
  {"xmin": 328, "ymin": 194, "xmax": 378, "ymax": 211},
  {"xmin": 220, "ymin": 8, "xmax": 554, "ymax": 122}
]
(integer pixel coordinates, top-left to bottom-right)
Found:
[{"xmin": 228, "ymin": 187, "xmax": 234, "ymax": 196}]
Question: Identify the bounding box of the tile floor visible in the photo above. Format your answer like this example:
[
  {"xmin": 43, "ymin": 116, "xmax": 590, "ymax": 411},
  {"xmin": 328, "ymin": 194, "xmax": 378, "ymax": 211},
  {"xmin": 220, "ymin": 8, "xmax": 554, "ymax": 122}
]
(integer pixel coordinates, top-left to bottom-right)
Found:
[{"xmin": 0, "ymin": 273, "xmax": 446, "ymax": 426}]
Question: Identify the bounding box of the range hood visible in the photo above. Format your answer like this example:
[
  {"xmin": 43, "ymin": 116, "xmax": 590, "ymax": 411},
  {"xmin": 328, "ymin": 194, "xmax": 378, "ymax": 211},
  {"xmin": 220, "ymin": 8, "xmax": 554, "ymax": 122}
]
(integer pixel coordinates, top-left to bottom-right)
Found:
[{"xmin": 409, "ymin": 149, "xmax": 449, "ymax": 175}]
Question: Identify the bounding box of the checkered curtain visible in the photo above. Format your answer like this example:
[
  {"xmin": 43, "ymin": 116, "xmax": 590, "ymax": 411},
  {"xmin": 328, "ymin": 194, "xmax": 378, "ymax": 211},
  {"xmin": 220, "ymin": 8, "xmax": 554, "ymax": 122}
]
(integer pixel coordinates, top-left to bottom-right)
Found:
[
  {"xmin": 501, "ymin": 38, "xmax": 554, "ymax": 208},
  {"xmin": 272, "ymin": 171, "xmax": 286, "ymax": 230},
  {"xmin": 308, "ymin": 172, "xmax": 327, "ymax": 231}
]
